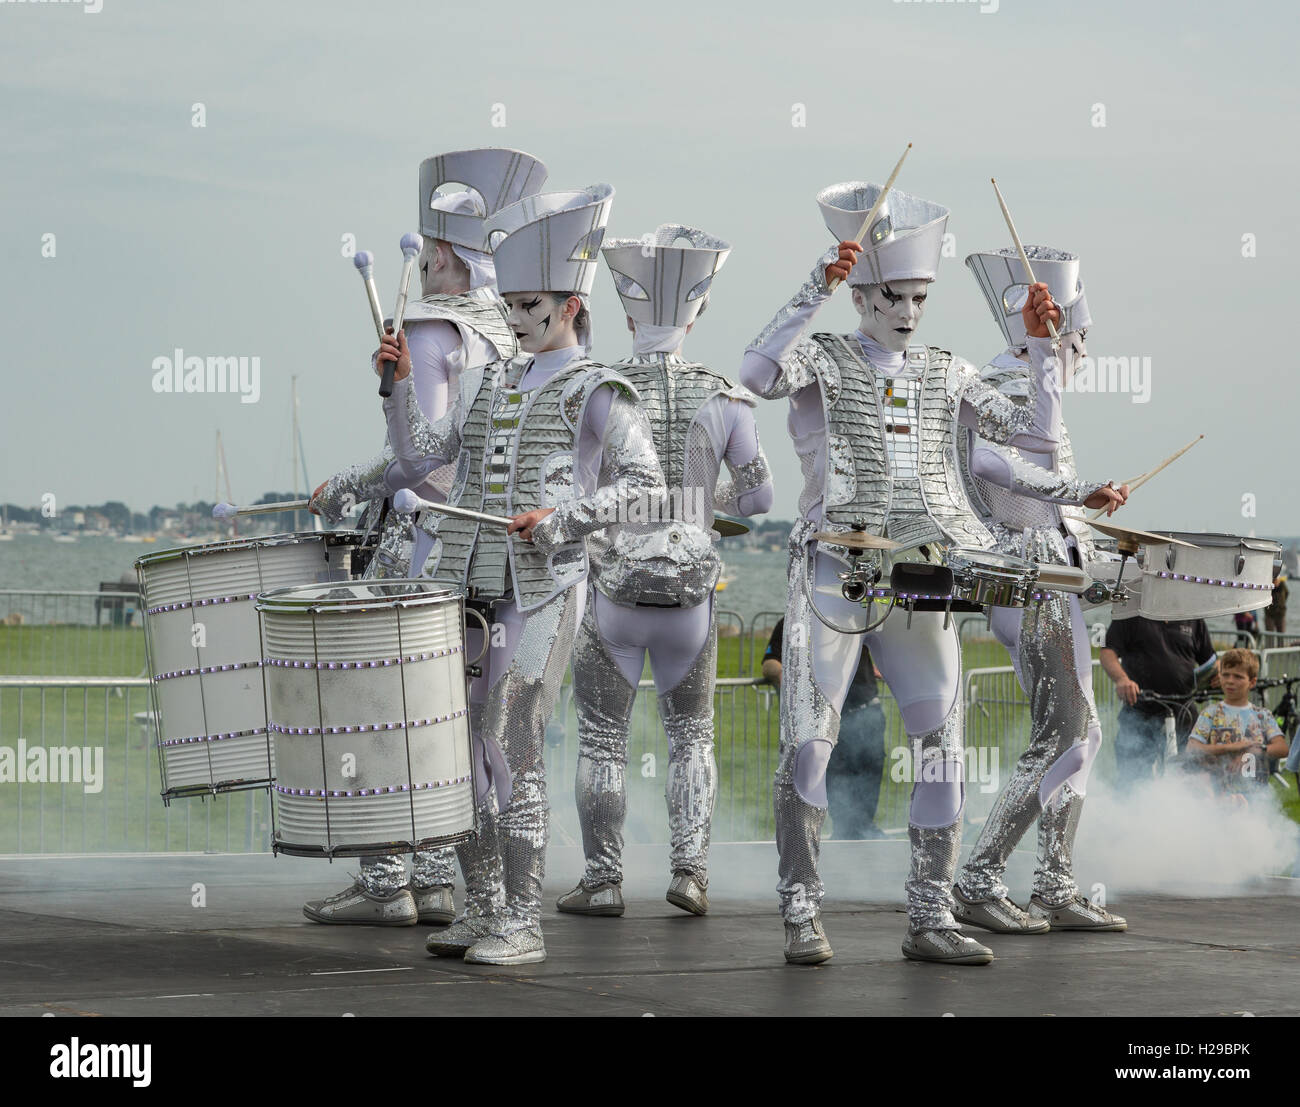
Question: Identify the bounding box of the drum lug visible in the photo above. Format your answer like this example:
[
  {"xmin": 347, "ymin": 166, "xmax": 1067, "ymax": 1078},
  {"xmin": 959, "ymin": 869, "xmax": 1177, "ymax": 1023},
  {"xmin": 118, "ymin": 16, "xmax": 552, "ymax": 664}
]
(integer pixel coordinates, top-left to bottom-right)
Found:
[
  {"xmin": 466, "ymin": 664, "xmax": 483, "ymax": 678},
  {"xmin": 1166, "ymin": 545, "xmax": 1177, "ymax": 571}
]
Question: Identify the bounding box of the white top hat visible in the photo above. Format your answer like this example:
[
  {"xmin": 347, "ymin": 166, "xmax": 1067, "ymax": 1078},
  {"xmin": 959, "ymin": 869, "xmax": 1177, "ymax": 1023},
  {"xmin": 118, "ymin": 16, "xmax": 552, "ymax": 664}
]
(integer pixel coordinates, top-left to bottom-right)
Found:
[
  {"xmin": 601, "ymin": 224, "xmax": 731, "ymax": 328},
  {"xmin": 965, "ymin": 245, "xmax": 1092, "ymax": 348},
  {"xmin": 418, "ymin": 148, "xmax": 549, "ymax": 252},
  {"xmin": 486, "ymin": 184, "xmax": 615, "ymax": 296},
  {"xmin": 817, "ymin": 182, "xmax": 949, "ymax": 285}
]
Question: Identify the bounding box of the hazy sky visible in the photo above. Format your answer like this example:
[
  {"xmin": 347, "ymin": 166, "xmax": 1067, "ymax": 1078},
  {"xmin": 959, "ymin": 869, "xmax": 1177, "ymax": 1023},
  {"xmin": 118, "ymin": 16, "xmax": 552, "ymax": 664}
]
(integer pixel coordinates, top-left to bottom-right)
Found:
[{"xmin": 2, "ymin": 0, "xmax": 1297, "ymax": 536}]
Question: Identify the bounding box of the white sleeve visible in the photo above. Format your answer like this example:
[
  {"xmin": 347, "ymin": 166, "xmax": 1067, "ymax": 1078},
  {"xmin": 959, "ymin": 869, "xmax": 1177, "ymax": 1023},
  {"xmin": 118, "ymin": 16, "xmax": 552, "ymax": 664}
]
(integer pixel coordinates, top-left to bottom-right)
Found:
[{"xmin": 406, "ymin": 320, "xmax": 460, "ymax": 421}]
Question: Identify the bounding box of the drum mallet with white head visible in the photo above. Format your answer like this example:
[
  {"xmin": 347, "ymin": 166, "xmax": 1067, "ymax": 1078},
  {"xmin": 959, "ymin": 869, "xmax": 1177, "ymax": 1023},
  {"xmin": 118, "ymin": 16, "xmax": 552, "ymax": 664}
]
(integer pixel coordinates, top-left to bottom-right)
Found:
[
  {"xmin": 213, "ymin": 499, "xmax": 311, "ymax": 520},
  {"xmin": 392, "ymin": 488, "xmax": 513, "ymax": 529},
  {"xmin": 378, "ymin": 233, "xmax": 422, "ymax": 400}
]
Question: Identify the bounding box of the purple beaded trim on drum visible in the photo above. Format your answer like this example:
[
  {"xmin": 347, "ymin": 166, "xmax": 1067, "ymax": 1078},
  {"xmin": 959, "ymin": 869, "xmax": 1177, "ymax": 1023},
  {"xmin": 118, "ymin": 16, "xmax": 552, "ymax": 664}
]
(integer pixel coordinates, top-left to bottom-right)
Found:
[
  {"xmin": 160, "ymin": 727, "xmax": 268, "ymax": 748},
  {"xmin": 147, "ymin": 593, "xmax": 257, "ymax": 615},
  {"xmin": 262, "ymin": 646, "xmax": 463, "ymax": 670},
  {"xmin": 1153, "ymin": 571, "xmax": 1269, "ymax": 590},
  {"xmin": 273, "ymin": 773, "xmax": 473, "ymax": 798},
  {"xmin": 267, "ymin": 708, "xmax": 469, "ymax": 736},
  {"xmin": 154, "ymin": 660, "xmax": 264, "ymax": 681}
]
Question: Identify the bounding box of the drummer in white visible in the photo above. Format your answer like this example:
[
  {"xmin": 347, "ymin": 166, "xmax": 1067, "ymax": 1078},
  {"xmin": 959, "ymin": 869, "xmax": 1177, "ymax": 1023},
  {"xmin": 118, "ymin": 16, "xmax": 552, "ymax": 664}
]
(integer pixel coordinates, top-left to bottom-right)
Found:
[
  {"xmin": 382, "ymin": 184, "xmax": 667, "ymax": 965},
  {"xmin": 305, "ymin": 148, "xmax": 546, "ymax": 929},
  {"xmin": 740, "ymin": 181, "xmax": 1068, "ymax": 966}
]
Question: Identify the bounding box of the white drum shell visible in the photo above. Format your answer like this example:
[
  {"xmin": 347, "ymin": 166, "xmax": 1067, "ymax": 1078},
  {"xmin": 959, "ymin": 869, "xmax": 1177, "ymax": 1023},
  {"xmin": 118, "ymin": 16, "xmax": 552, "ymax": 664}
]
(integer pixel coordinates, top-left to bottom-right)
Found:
[
  {"xmin": 136, "ymin": 534, "xmax": 360, "ymax": 798},
  {"xmin": 1135, "ymin": 533, "xmax": 1280, "ymax": 622},
  {"xmin": 259, "ymin": 582, "xmax": 475, "ymax": 857}
]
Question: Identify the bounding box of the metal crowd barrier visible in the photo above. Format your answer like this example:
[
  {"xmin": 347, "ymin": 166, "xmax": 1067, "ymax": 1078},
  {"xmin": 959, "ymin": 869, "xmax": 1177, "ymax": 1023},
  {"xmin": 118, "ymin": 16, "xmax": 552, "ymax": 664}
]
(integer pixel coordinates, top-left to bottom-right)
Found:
[{"xmin": 1, "ymin": 643, "xmax": 1294, "ymax": 857}]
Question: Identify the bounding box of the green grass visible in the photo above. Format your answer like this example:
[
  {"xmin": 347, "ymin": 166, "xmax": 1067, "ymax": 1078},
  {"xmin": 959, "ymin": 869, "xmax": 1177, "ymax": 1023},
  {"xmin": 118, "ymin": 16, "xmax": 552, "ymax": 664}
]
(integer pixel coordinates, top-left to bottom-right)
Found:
[{"xmin": 2, "ymin": 624, "xmax": 1297, "ymax": 857}]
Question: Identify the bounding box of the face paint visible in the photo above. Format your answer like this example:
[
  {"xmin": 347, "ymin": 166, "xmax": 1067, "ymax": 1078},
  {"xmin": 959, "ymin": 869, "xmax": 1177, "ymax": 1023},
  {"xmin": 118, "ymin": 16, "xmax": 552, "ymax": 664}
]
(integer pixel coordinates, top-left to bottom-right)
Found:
[
  {"xmin": 852, "ymin": 278, "xmax": 929, "ymax": 352},
  {"xmin": 504, "ymin": 293, "xmax": 556, "ymax": 353}
]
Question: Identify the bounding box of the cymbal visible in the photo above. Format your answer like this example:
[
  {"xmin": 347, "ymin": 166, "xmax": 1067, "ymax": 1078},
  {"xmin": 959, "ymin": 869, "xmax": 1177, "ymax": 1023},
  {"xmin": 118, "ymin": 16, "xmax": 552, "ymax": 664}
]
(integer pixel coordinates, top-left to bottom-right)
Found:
[
  {"xmin": 1089, "ymin": 521, "xmax": 1198, "ymax": 549},
  {"xmin": 711, "ymin": 517, "xmax": 750, "ymax": 538},
  {"xmin": 811, "ymin": 530, "xmax": 901, "ymax": 551}
]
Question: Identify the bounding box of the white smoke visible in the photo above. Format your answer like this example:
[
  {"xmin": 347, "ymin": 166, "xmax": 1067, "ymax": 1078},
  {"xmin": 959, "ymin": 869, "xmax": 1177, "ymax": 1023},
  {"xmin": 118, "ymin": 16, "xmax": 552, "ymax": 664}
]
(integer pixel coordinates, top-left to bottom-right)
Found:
[{"xmin": 1073, "ymin": 773, "xmax": 1300, "ymax": 896}]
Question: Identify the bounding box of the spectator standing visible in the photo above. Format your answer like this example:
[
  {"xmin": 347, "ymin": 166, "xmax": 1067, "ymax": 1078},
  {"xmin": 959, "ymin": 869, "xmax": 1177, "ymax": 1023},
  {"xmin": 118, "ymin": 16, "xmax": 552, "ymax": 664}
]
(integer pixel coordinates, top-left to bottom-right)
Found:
[{"xmin": 1100, "ymin": 615, "xmax": 1218, "ymax": 789}]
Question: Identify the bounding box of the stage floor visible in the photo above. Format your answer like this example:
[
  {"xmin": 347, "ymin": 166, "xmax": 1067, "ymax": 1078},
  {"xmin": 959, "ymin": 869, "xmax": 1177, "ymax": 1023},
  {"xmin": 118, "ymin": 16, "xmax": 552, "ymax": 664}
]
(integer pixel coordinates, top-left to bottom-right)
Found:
[{"xmin": 1, "ymin": 842, "xmax": 1296, "ymax": 1017}]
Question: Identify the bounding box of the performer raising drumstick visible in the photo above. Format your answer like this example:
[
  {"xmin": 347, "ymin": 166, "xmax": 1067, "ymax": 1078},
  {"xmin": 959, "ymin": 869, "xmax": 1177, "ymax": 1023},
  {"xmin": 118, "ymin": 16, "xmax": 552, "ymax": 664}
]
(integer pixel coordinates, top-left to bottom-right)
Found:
[
  {"xmin": 381, "ymin": 184, "xmax": 667, "ymax": 965},
  {"xmin": 955, "ymin": 245, "xmax": 1129, "ymax": 934},
  {"xmin": 557, "ymin": 225, "xmax": 774, "ymax": 920},
  {"xmin": 302, "ymin": 148, "xmax": 546, "ymax": 930},
  {"xmin": 740, "ymin": 177, "xmax": 1069, "ymax": 966}
]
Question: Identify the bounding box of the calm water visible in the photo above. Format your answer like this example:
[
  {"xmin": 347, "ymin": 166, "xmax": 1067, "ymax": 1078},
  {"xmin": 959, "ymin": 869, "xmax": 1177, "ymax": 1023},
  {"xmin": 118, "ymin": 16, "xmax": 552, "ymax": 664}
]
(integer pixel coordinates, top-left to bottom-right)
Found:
[{"xmin": 0, "ymin": 533, "xmax": 795, "ymax": 630}]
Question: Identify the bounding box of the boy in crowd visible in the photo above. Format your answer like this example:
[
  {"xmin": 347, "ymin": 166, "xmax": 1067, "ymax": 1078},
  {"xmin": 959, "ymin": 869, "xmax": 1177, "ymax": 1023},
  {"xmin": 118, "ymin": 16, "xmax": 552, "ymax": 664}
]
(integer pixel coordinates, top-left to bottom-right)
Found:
[{"xmin": 1186, "ymin": 649, "xmax": 1288, "ymax": 799}]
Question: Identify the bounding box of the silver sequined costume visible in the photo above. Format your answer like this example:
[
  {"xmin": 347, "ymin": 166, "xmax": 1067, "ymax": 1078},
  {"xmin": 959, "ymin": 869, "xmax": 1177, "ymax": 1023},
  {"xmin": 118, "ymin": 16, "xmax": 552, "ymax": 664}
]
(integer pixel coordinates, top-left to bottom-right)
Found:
[
  {"xmin": 955, "ymin": 350, "xmax": 1110, "ymax": 905},
  {"xmin": 740, "ymin": 257, "xmax": 1065, "ymax": 932},
  {"xmin": 572, "ymin": 353, "xmax": 773, "ymax": 889},
  {"xmin": 310, "ymin": 291, "xmax": 514, "ymax": 900},
  {"xmin": 384, "ymin": 347, "xmax": 665, "ymax": 932}
]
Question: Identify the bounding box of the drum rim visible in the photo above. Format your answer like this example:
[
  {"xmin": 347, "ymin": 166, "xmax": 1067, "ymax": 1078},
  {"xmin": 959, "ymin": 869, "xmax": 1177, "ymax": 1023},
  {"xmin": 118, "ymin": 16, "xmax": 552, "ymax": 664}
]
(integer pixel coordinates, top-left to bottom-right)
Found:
[
  {"xmin": 1149, "ymin": 531, "xmax": 1282, "ymax": 553},
  {"xmin": 135, "ymin": 530, "xmax": 366, "ymax": 570},
  {"xmin": 256, "ymin": 577, "xmax": 462, "ymax": 614},
  {"xmin": 946, "ymin": 546, "xmax": 1035, "ymax": 574}
]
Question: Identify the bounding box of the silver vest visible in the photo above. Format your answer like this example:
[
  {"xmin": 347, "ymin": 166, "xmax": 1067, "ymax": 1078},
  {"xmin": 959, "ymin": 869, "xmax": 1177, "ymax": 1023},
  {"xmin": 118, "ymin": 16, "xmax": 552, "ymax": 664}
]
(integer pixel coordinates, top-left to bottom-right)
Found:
[
  {"xmin": 401, "ymin": 292, "xmax": 516, "ymax": 363},
  {"xmin": 590, "ymin": 354, "xmax": 736, "ymax": 606},
  {"xmin": 424, "ymin": 355, "xmax": 627, "ymax": 611},
  {"xmin": 810, "ymin": 334, "xmax": 993, "ymax": 551}
]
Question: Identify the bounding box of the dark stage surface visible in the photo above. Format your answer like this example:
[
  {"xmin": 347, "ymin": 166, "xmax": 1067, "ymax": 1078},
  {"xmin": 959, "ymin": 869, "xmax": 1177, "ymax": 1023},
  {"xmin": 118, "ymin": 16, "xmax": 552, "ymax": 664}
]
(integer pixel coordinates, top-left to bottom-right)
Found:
[{"xmin": 1, "ymin": 842, "xmax": 1296, "ymax": 1017}]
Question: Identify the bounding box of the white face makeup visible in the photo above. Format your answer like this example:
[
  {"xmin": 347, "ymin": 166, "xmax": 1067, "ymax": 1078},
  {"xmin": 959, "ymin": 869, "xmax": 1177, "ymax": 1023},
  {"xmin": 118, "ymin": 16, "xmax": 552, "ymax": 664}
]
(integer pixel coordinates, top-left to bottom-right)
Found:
[
  {"xmin": 851, "ymin": 278, "xmax": 929, "ymax": 352},
  {"xmin": 504, "ymin": 292, "xmax": 576, "ymax": 354}
]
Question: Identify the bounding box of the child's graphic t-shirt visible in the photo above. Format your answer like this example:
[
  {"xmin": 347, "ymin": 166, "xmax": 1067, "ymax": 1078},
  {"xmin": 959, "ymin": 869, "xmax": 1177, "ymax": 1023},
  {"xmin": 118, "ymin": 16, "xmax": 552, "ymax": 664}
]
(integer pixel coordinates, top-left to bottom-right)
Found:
[{"xmin": 1189, "ymin": 701, "xmax": 1282, "ymax": 792}]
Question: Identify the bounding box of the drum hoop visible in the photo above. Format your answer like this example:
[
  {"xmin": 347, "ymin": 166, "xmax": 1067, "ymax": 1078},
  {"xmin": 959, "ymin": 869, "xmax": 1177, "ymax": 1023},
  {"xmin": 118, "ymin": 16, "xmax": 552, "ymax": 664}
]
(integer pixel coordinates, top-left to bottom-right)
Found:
[
  {"xmin": 256, "ymin": 579, "xmax": 460, "ymax": 615},
  {"xmin": 136, "ymin": 530, "xmax": 366, "ymax": 570},
  {"xmin": 1153, "ymin": 532, "xmax": 1282, "ymax": 554}
]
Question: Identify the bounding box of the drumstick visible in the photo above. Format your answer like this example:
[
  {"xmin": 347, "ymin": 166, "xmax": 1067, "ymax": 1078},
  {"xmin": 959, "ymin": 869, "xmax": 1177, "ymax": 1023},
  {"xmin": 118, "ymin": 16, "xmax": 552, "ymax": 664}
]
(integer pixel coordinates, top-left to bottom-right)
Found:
[
  {"xmin": 392, "ymin": 488, "xmax": 513, "ymax": 529},
  {"xmin": 352, "ymin": 251, "xmax": 386, "ymax": 343},
  {"xmin": 990, "ymin": 178, "xmax": 1061, "ymax": 350},
  {"xmin": 381, "ymin": 233, "xmax": 422, "ymax": 400},
  {"xmin": 827, "ymin": 142, "xmax": 912, "ymax": 293},
  {"xmin": 213, "ymin": 499, "xmax": 310, "ymax": 520},
  {"xmin": 1088, "ymin": 434, "xmax": 1205, "ymax": 519}
]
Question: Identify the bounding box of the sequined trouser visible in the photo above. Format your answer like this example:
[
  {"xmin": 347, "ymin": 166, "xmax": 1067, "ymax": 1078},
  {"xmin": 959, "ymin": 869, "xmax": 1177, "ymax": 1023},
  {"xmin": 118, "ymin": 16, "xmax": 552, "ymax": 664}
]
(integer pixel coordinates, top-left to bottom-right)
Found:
[
  {"xmin": 353, "ymin": 512, "xmax": 459, "ymax": 897},
  {"xmin": 453, "ymin": 589, "xmax": 581, "ymax": 931},
  {"xmin": 775, "ymin": 533, "xmax": 965, "ymax": 932},
  {"xmin": 572, "ymin": 590, "xmax": 718, "ymax": 887},
  {"xmin": 956, "ymin": 591, "xmax": 1099, "ymax": 905}
]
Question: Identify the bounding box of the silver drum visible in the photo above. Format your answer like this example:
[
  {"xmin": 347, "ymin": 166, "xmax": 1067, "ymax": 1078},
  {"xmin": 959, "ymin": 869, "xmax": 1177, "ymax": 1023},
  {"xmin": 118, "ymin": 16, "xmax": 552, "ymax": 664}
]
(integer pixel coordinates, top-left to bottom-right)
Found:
[
  {"xmin": 946, "ymin": 547, "xmax": 1039, "ymax": 609},
  {"xmin": 1135, "ymin": 532, "xmax": 1281, "ymax": 622},
  {"xmin": 257, "ymin": 580, "xmax": 476, "ymax": 858},
  {"xmin": 136, "ymin": 532, "xmax": 363, "ymax": 800}
]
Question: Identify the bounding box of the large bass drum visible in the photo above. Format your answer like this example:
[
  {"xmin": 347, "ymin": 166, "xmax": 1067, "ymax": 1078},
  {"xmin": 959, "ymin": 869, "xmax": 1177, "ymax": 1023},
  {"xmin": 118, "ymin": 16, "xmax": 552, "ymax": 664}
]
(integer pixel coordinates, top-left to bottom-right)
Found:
[
  {"xmin": 257, "ymin": 580, "xmax": 477, "ymax": 858},
  {"xmin": 136, "ymin": 532, "xmax": 364, "ymax": 800}
]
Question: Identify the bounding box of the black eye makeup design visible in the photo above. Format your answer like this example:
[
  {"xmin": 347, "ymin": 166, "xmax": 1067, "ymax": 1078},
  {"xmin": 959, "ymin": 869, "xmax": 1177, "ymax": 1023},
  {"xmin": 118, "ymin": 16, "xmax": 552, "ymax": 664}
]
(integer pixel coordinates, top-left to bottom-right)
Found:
[
  {"xmin": 880, "ymin": 286, "xmax": 902, "ymax": 305},
  {"xmin": 522, "ymin": 296, "xmax": 542, "ymax": 313}
]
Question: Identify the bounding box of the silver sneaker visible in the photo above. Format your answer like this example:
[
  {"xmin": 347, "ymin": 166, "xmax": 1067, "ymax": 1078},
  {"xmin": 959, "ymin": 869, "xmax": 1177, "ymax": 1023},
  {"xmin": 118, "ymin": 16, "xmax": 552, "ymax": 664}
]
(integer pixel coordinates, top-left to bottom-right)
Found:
[
  {"xmin": 556, "ymin": 881, "xmax": 625, "ymax": 917},
  {"xmin": 666, "ymin": 872, "xmax": 709, "ymax": 916},
  {"xmin": 464, "ymin": 926, "xmax": 546, "ymax": 966},
  {"xmin": 302, "ymin": 881, "xmax": 417, "ymax": 927},
  {"xmin": 952, "ymin": 887, "xmax": 1050, "ymax": 934},
  {"xmin": 784, "ymin": 915, "xmax": 833, "ymax": 965},
  {"xmin": 410, "ymin": 883, "xmax": 455, "ymax": 926},
  {"xmin": 902, "ymin": 928, "xmax": 994, "ymax": 965},
  {"xmin": 425, "ymin": 913, "xmax": 500, "ymax": 957},
  {"xmin": 1029, "ymin": 893, "xmax": 1128, "ymax": 931}
]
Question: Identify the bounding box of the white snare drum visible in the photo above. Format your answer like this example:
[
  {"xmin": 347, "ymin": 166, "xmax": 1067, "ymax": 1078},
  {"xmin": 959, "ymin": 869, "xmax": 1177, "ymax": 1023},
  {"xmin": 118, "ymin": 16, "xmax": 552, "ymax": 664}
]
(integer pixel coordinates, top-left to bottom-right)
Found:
[
  {"xmin": 137, "ymin": 532, "xmax": 363, "ymax": 800},
  {"xmin": 1136, "ymin": 532, "xmax": 1281, "ymax": 622},
  {"xmin": 946, "ymin": 547, "xmax": 1039, "ymax": 609},
  {"xmin": 257, "ymin": 580, "xmax": 476, "ymax": 858}
]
